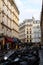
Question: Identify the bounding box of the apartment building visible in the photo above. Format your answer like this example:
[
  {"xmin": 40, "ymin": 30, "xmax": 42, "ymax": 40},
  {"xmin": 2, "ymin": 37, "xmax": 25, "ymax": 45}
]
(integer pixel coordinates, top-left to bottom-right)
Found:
[
  {"xmin": 32, "ymin": 20, "xmax": 41, "ymax": 43},
  {"xmin": 40, "ymin": 3, "xmax": 43, "ymax": 45},
  {"xmin": 0, "ymin": 0, "xmax": 19, "ymax": 50},
  {"xmin": 19, "ymin": 18, "xmax": 33, "ymax": 43},
  {"xmin": 0, "ymin": 0, "xmax": 19, "ymax": 38},
  {"xmin": 19, "ymin": 17, "xmax": 41, "ymax": 44}
]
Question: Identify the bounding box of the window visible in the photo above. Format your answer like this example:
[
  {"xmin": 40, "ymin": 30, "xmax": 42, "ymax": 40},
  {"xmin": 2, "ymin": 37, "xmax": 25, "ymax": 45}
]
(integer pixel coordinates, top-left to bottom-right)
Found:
[
  {"xmin": 30, "ymin": 31, "xmax": 31, "ymax": 34},
  {"xmin": 27, "ymin": 28, "xmax": 28, "ymax": 34},
  {"xmin": 30, "ymin": 35, "xmax": 31, "ymax": 38},
  {"xmin": 30, "ymin": 28, "xmax": 31, "ymax": 30},
  {"xmin": 27, "ymin": 31, "xmax": 28, "ymax": 34},
  {"xmin": 27, "ymin": 35, "xmax": 28, "ymax": 38},
  {"xmin": 30, "ymin": 40, "xmax": 31, "ymax": 42},
  {"xmin": 27, "ymin": 40, "xmax": 28, "ymax": 42}
]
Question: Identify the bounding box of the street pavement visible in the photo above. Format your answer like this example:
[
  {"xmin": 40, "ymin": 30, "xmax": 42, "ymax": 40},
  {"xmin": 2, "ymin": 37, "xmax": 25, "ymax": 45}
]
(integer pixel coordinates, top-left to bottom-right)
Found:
[{"xmin": 39, "ymin": 49, "xmax": 43, "ymax": 65}]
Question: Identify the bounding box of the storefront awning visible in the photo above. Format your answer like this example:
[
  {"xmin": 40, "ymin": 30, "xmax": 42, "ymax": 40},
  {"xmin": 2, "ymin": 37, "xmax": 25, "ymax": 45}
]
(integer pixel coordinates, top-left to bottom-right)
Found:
[
  {"xmin": 5, "ymin": 37, "xmax": 13, "ymax": 42},
  {"xmin": 13, "ymin": 38, "xmax": 18, "ymax": 43},
  {"xmin": 13, "ymin": 38, "xmax": 21, "ymax": 44}
]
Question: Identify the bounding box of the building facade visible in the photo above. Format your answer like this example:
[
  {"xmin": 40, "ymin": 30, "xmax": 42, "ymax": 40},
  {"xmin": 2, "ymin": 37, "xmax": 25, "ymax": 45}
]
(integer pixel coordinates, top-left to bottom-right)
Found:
[
  {"xmin": 19, "ymin": 17, "xmax": 41, "ymax": 43},
  {"xmin": 0, "ymin": 0, "xmax": 19, "ymax": 38},
  {"xmin": 40, "ymin": 3, "xmax": 43, "ymax": 45},
  {"xmin": 0, "ymin": 0, "xmax": 19, "ymax": 50},
  {"xmin": 32, "ymin": 20, "xmax": 41, "ymax": 43},
  {"xmin": 19, "ymin": 19, "xmax": 33, "ymax": 43}
]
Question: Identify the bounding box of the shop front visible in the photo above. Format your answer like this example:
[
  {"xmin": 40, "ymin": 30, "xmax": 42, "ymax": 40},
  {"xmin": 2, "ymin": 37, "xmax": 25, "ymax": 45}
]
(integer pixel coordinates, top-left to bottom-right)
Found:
[
  {"xmin": 0, "ymin": 36, "xmax": 14, "ymax": 50},
  {"xmin": 5, "ymin": 37, "xmax": 13, "ymax": 50},
  {"xmin": 13, "ymin": 38, "xmax": 22, "ymax": 49},
  {"xmin": 0, "ymin": 36, "xmax": 22, "ymax": 50},
  {"xmin": 13, "ymin": 38, "xmax": 19, "ymax": 49},
  {"xmin": 0, "ymin": 36, "xmax": 5, "ymax": 50}
]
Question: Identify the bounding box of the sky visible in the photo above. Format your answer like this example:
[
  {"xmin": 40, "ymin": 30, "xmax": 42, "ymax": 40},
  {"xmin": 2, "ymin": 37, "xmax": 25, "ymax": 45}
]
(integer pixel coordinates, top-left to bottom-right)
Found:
[{"xmin": 14, "ymin": 0, "xmax": 42, "ymax": 23}]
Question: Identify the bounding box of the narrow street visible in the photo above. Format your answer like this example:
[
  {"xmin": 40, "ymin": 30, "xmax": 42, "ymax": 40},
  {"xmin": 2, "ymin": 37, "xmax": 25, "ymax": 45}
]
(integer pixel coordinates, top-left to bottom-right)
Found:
[
  {"xmin": 0, "ymin": 49, "xmax": 43, "ymax": 65},
  {"xmin": 39, "ymin": 49, "xmax": 43, "ymax": 65}
]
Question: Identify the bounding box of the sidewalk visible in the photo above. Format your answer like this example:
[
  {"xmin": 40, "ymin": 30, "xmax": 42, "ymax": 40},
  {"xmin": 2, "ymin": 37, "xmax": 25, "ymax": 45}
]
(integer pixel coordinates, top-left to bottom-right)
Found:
[
  {"xmin": 39, "ymin": 50, "xmax": 43, "ymax": 65},
  {"xmin": 41, "ymin": 46, "xmax": 43, "ymax": 49}
]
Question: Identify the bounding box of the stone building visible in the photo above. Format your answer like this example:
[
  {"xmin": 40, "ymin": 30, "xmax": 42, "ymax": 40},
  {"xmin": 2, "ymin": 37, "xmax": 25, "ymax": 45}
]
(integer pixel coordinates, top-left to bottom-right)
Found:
[
  {"xmin": 0, "ymin": 0, "xmax": 19, "ymax": 50},
  {"xmin": 32, "ymin": 20, "xmax": 41, "ymax": 43},
  {"xmin": 19, "ymin": 18, "xmax": 33, "ymax": 43},
  {"xmin": 19, "ymin": 17, "xmax": 41, "ymax": 44},
  {"xmin": 40, "ymin": 3, "xmax": 43, "ymax": 45}
]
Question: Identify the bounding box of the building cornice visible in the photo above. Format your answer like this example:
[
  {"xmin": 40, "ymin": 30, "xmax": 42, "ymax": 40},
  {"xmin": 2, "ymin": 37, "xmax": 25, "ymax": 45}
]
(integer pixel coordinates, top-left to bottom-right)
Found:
[
  {"xmin": 2, "ymin": 10, "xmax": 19, "ymax": 27},
  {"xmin": 9, "ymin": 0, "xmax": 19, "ymax": 14},
  {"xmin": 1, "ymin": 22, "xmax": 19, "ymax": 33},
  {"xmin": 2, "ymin": 0, "xmax": 19, "ymax": 21},
  {"xmin": 19, "ymin": 24, "xmax": 32, "ymax": 29},
  {"xmin": 1, "ymin": 22, "xmax": 12, "ymax": 30}
]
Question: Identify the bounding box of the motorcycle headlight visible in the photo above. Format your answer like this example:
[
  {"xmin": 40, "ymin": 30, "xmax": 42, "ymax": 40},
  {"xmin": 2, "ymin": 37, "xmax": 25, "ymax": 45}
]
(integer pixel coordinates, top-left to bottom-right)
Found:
[{"xmin": 4, "ymin": 56, "xmax": 8, "ymax": 60}]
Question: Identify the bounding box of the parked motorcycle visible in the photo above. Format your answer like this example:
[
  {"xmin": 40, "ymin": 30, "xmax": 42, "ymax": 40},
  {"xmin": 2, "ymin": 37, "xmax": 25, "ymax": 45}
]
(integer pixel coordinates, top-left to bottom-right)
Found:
[{"xmin": 1, "ymin": 46, "xmax": 40, "ymax": 65}]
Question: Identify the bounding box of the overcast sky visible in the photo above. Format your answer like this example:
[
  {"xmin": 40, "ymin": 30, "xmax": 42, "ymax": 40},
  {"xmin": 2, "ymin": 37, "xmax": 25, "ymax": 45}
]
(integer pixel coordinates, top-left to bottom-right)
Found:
[{"xmin": 15, "ymin": 0, "xmax": 42, "ymax": 23}]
